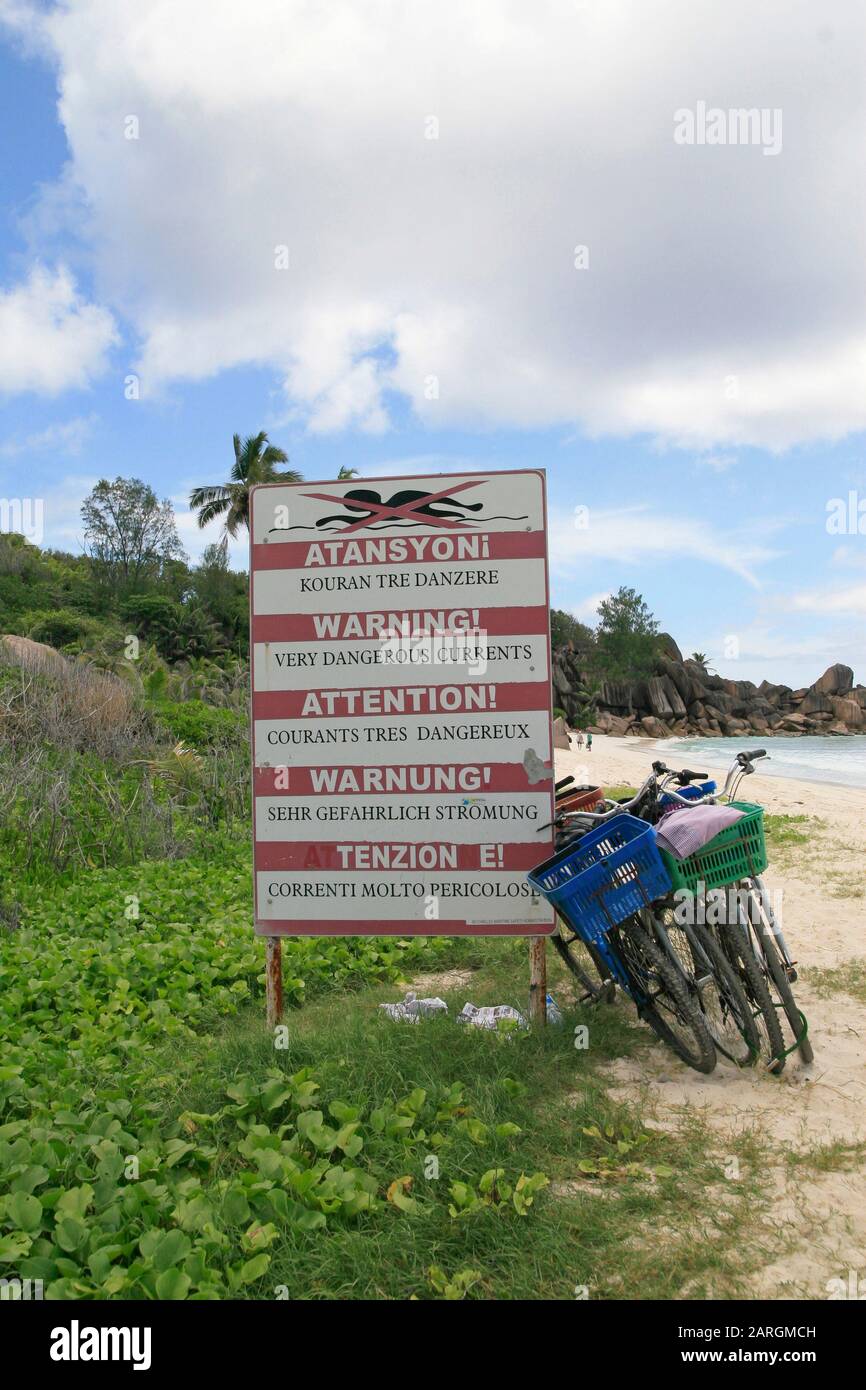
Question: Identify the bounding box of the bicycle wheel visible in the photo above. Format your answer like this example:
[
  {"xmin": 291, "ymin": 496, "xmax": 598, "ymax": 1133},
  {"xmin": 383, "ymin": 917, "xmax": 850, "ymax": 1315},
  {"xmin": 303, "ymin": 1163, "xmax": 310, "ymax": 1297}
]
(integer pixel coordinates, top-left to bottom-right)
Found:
[
  {"xmin": 653, "ymin": 913, "xmax": 760, "ymax": 1067},
  {"xmin": 552, "ymin": 921, "xmax": 616, "ymax": 1004},
  {"xmin": 740, "ymin": 884, "xmax": 814, "ymax": 1065},
  {"xmin": 716, "ymin": 920, "xmax": 786, "ymax": 1074},
  {"xmin": 614, "ymin": 917, "xmax": 717, "ymax": 1074},
  {"xmin": 757, "ymin": 924, "xmax": 814, "ymax": 1064}
]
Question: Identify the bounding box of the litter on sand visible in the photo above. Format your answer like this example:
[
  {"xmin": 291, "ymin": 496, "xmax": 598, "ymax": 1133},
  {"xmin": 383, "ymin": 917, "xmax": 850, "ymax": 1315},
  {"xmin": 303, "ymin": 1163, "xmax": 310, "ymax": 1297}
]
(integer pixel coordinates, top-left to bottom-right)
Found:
[
  {"xmin": 377, "ymin": 992, "xmax": 449, "ymax": 1023},
  {"xmin": 545, "ymin": 994, "xmax": 564, "ymax": 1026},
  {"xmin": 456, "ymin": 1002, "xmax": 528, "ymax": 1031},
  {"xmin": 379, "ymin": 995, "xmax": 544, "ymax": 1032}
]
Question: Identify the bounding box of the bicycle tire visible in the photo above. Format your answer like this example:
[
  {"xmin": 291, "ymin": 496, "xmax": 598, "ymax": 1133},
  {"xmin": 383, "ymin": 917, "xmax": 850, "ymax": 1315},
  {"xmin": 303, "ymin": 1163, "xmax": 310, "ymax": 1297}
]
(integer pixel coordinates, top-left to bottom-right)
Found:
[
  {"xmin": 716, "ymin": 920, "xmax": 786, "ymax": 1074},
  {"xmin": 644, "ymin": 907, "xmax": 758, "ymax": 1066},
  {"xmin": 683, "ymin": 920, "xmax": 761, "ymax": 1067},
  {"xmin": 552, "ymin": 925, "xmax": 617, "ymax": 1004},
  {"xmin": 615, "ymin": 918, "xmax": 717, "ymax": 1074},
  {"xmin": 758, "ymin": 925, "xmax": 814, "ymax": 1065}
]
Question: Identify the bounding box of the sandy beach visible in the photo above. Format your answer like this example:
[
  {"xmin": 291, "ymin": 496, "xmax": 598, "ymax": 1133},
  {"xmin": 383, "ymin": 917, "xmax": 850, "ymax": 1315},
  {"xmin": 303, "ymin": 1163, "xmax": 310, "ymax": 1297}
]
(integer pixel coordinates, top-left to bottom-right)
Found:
[{"xmin": 554, "ymin": 734, "xmax": 866, "ymax": 1299}]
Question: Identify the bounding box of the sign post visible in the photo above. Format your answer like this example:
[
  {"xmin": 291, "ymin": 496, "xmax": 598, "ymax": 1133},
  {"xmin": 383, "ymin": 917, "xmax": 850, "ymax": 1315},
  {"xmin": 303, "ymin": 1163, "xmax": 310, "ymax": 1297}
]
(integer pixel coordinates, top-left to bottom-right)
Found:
[
  {"xmin": 249, "ymin": 469, "xmax": 556, "ymax": 1001},
  {"xmin": 265, "ymin": 937, "xmax": 283, "ymax": 1028},
  {"xmin": 528, "ymin": 937, "xmax": 548, "ymax": 1026}
]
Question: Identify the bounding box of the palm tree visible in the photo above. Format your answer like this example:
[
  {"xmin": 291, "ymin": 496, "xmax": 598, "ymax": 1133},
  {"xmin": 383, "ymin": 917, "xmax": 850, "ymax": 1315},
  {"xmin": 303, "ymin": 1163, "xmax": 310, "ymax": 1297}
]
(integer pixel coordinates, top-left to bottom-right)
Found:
[
  {"xmin": 190, "ymin": 432, "xmax": 301, "ymax": 542},
  {"xmin": 690, "ymin": 652, "xmax": 709, "ymax": 668}
]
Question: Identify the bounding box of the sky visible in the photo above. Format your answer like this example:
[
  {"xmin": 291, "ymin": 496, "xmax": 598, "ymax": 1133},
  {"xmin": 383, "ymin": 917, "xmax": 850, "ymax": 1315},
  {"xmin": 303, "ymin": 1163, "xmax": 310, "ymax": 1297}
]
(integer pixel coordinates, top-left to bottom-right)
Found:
[{"xmin": 0, "ymin": 0, "xmax": 864, "ymax": 688}]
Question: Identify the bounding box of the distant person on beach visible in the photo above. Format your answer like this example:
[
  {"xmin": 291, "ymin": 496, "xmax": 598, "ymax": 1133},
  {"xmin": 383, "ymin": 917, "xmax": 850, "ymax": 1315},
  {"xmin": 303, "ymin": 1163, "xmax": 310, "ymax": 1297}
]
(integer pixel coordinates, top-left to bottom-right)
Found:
[
  {"xmin": 575, "ymin": 729, "xmax": 584, "ymax": 749},
  {"xmin": 586, "ymin": 731, "xmax": 593, "ymax": 752}
]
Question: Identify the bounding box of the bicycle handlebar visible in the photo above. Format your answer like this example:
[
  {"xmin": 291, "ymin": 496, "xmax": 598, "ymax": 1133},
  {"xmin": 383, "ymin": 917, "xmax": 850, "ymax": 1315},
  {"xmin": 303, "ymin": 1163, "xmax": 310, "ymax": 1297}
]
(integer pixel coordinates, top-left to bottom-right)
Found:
[
  {"xmin": 550, "ymin": 747, "xmax": 770, "ymax": 839},
  {"xmin": 555, "ymin": 775, "xmax": 575, "ymax": 791},
  {"xmin": 651, "ymin": 760, "xmax": 706, "ymax": 783}
]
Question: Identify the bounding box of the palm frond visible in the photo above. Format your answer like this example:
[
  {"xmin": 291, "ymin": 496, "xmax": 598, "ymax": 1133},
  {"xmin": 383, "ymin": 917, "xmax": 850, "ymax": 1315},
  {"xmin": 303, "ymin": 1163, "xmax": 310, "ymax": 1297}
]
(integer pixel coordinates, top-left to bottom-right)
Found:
[
  {"xmin": 193, "ymin": 497, "xmax": 232, "ymax": 529},
  {"xmin": 261, "ymin": 445, "xmax": 290, "ymax": 467},
  {"xmin": 189, "ymin": 485, "xmax": 230, "ymax": 509}
]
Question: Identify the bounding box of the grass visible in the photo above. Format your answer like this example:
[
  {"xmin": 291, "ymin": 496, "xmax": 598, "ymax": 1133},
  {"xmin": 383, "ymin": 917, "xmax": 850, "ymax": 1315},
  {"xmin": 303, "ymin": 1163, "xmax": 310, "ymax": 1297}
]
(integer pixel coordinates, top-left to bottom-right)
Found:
[
  {"xmin": 805, "ymin": 957, "xmax": 866, "ymax": 1005},
  {"xmin": 146, "ymin": 937, "xmax": 773, "ymax": 1300},
  {"xmin": 0, "ymin": 835, "xmax": 782, "ymax": 1299},
  {"xmin": 762, "ymin": 813, "xmax": 813, "ymax": 850},
  {"xmin": 784, "ymin": 1138, "xmax": 866, "ymax": 1175},
  {"xmin": 0, "ymin": 679, "xmax": 788, "ymax": 1300},
  {"xmin": 826, "ymin": 874, "xmax": 866, "ymax": 900}
]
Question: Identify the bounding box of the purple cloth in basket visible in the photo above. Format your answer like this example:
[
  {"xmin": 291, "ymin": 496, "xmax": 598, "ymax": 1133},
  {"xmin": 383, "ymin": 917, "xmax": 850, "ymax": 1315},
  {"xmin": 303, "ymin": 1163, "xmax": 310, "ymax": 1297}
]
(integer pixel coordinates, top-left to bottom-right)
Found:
[{"xmin": 654, "ymin": 804, "xmax": 744, "ymax": 860}]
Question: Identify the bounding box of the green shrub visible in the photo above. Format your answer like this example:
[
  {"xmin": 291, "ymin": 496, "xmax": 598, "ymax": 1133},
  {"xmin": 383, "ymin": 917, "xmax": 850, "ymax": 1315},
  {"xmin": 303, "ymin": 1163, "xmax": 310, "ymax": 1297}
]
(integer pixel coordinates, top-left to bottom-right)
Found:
[
  {"xmin": 23, "ymin": 608, "xmax": 104, "ymax": 650},
  {"xmin": 0, "ymin": 849, "xmax": 470, "ymax": 1300},
  {"xmin": 153, "ymin": 699, "xmax": 246, "ymax": 749},
  {"xmin": 121, "ymin": 595, "xmax": 227, "ymax": 661}
]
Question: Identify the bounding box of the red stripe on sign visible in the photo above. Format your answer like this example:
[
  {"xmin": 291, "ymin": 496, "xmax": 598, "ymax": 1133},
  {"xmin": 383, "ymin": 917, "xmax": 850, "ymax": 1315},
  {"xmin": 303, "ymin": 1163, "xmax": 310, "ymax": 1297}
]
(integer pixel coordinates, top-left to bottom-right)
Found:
[
  {"xmin": 251, "ymin": 528, "xmax": 545, "ymax": 571},
  {"xmin": 253, "ymin": 763, "xmax": 550, "ymax": 795},
  {"xmin": 252, "ymin": 604, "xmax": 550, "ymax": 643},
  {"xmin": 252, "ymin": 681, "xmax": 551, "ymax": 720},
  {"xmin": 254, "ymin": 842, "xmax": 544, "ymax": 872},
  {"xmin": 255, "ymin": 919, "xmax": 557, "ymax": 937}
]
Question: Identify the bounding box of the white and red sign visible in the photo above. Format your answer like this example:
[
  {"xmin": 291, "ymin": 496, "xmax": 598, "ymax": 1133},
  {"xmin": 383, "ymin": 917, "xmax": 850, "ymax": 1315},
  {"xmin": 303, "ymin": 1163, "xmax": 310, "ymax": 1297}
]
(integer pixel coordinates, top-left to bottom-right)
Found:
[{"xmin": 249, "ymin": 469, "xmax": 556, "ymax": 936}]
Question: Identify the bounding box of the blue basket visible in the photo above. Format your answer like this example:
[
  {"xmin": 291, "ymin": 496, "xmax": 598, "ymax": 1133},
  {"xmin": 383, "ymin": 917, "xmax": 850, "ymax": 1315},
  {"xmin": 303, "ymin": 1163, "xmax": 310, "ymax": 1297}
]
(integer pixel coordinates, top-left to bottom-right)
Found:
[
  {"xmin": 527, "ymin": 813, "xmax": 672, "ymax": 944},
  {"xmin": 659, "ymin": 779, "xmax": 716, "ymax": 807}
]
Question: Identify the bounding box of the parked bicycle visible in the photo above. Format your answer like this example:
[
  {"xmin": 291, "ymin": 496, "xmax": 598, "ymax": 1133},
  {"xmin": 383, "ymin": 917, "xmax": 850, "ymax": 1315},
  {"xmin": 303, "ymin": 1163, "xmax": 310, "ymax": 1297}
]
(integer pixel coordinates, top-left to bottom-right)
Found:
[
  {"xmin": 651, "ymin": 751, "xmax": 812, "ymax": 1070},
  {"xmin": 530, "ymin": 791, "xmax": 719, "ymax": 1073},
  {"xmin": 531, "ymin": 750, "xmax": 812, "ymax": 1074}
]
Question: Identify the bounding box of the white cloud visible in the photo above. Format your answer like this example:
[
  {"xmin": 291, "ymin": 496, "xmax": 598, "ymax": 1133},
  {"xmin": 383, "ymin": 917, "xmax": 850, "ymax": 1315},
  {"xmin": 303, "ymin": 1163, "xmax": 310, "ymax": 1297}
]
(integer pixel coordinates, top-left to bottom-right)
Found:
[
  {"xmin": 547, "ymin": 503, "xmax": 779, "ymax": 586},
  {"xmin": 692, "ymin": 622, "xmax": 858, "ymax": 686},
  {"xmin": 8, "ymin": 472, "xmax": 98, "ymax": 548},
  {"xmin": 569, "ymin": 591, "xmax": 610, "ymax": 624},
  {"xmin": 0, "ymin": 413, "xmax": 98, "ymax": 458},
  {"xmin": 2, "ymin": 0, "xmax": 863, "ymax": 446},
  {"xmin": 787, "ymin": 582, "xmax": 866, "ymax": 616},
  {"xmin": 171, "ymin": 490, "xmax": 248, "ymax": 569},
  {"xmin": 0, "ymin": 265, "xmax": 117, "ymax": 395},
  {"xmin": 830, "ymin": 543, "xmax": 866, "ymax": 570}
]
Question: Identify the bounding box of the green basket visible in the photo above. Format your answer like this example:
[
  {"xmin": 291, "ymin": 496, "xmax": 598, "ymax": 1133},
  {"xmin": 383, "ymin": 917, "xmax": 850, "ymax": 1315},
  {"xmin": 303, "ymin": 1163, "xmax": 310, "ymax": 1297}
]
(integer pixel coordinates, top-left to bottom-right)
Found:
[{"xmin": 658, "ymin": 801, "xmax": 768, "ymax": 895}]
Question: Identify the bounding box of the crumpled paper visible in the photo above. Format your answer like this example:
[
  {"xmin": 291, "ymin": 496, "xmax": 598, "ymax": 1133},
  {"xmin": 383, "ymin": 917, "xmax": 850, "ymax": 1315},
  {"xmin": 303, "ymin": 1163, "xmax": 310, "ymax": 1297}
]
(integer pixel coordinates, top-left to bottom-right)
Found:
[
  {"xmin": 378, "ymin": 991, "xmax": 448, "ymax": 1023},
  {"xmin": 456, "ymin": 1002, "xmax": 528, "ymax": 1031}
]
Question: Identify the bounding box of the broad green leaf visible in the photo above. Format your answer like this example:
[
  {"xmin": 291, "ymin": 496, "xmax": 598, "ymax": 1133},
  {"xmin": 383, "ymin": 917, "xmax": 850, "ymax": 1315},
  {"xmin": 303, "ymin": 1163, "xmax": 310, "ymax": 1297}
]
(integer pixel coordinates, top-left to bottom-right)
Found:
[
  {"xmin": 156, "ymin": 1268, "xmax": 192, "ymax": 1300},
  {"xmin": 152, "ymin": 1229, "xmax": 192, "ymax": 1272},
  {"xmin": 8, "ymin": 1192, "xmax": 42, "ymax": 1233}
]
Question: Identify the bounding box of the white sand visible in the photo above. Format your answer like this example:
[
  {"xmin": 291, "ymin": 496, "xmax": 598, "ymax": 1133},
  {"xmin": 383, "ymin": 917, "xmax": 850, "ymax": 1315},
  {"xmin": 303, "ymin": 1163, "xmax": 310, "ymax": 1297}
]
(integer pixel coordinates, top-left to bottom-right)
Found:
[{"xmin": 554, "ymin": 734, "xmax": 866, "ymax": 1299}]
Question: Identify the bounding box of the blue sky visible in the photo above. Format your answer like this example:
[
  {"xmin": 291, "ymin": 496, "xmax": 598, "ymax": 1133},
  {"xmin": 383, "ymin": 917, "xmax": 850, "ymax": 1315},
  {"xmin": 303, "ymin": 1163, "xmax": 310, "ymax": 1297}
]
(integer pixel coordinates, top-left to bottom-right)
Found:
[{"xmin": 1, "ymin": 1, "xmax": 865, "ymax": 687}]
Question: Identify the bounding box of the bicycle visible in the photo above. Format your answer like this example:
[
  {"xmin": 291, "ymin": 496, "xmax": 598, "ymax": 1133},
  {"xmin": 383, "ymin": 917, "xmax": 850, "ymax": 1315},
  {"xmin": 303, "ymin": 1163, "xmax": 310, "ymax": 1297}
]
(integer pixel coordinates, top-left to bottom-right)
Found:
[
  {"xmin": 548, "ymin": 777, "xmax": 616, "ymax": 1003},
  {"xmin": 529, "ymin": 800, "xmax": 718, "ymax": 1073},
  {"xmin": 649, "ymin": 750, "xmax": 813, "ymax": 1069},
  {"xmin": 546, "ymin": 771, "xmax": 761, "ymax": 1068}
]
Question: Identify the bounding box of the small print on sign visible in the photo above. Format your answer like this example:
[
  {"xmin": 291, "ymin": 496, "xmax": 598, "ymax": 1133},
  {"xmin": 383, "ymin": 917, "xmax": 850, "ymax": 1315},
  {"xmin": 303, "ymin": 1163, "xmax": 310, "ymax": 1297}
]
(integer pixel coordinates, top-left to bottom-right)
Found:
[{"xmin": 249, "ymin": 470, "xmax": 556, "ymax": 936}]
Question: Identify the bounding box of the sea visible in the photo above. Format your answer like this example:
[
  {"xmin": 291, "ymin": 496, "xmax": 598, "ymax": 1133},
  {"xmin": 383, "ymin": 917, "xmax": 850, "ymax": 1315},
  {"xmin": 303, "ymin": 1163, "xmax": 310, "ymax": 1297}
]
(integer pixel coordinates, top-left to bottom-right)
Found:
[{"xmin": 654, "ymin": 734, "xmax": 866, "ymax": 790}]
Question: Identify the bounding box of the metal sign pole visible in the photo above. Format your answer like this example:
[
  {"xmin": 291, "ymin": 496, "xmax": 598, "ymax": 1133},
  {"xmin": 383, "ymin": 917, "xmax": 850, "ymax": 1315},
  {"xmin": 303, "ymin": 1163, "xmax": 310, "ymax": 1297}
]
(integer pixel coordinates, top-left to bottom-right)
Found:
[
  {"xmin": 266, "ymin": 937, "xmax": 283, "ymax": 1029},
  {"xmin": 528, "ymin": 936, "xmax": 547, "ymax": 1025}
]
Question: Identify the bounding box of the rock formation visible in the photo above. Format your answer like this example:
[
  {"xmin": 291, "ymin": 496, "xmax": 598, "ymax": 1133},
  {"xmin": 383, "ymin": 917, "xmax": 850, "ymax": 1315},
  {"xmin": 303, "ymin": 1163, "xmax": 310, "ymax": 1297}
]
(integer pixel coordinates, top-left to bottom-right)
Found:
[{"xmin": 552, "ymin": 648, "xmax": 865, "ymax": 737}]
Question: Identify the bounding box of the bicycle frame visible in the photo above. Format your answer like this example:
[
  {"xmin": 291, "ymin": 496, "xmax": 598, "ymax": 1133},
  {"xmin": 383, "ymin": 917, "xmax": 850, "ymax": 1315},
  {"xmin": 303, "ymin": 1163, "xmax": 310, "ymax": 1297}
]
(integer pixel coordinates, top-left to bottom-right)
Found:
[{"xmin": 733, "ymin": 874, "xmax": 797, "ymax": 977}]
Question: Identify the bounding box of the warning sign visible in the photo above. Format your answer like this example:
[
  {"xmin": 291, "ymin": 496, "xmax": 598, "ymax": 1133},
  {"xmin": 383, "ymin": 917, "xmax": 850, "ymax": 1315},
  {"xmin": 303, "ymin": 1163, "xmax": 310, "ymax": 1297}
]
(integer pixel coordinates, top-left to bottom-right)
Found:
[{"xmin": 249, "ymin": 470, "xmax": 556, "ymax": 935}]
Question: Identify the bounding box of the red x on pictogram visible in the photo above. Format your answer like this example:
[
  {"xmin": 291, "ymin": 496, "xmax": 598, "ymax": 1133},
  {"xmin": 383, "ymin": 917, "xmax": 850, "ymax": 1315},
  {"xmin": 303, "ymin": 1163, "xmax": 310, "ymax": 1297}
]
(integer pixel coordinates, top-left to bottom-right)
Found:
[{"xmin": 302, "ymin": 478, "xmax": 485, "ymax": 535}]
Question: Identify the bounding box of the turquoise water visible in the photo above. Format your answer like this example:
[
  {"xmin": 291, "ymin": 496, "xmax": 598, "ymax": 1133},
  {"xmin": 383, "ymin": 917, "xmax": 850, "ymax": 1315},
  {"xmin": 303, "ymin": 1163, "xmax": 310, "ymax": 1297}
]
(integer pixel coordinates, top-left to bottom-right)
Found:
[{"xmin": 654, "ymin": 734, "xmax": 866, "ymax": 789}]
